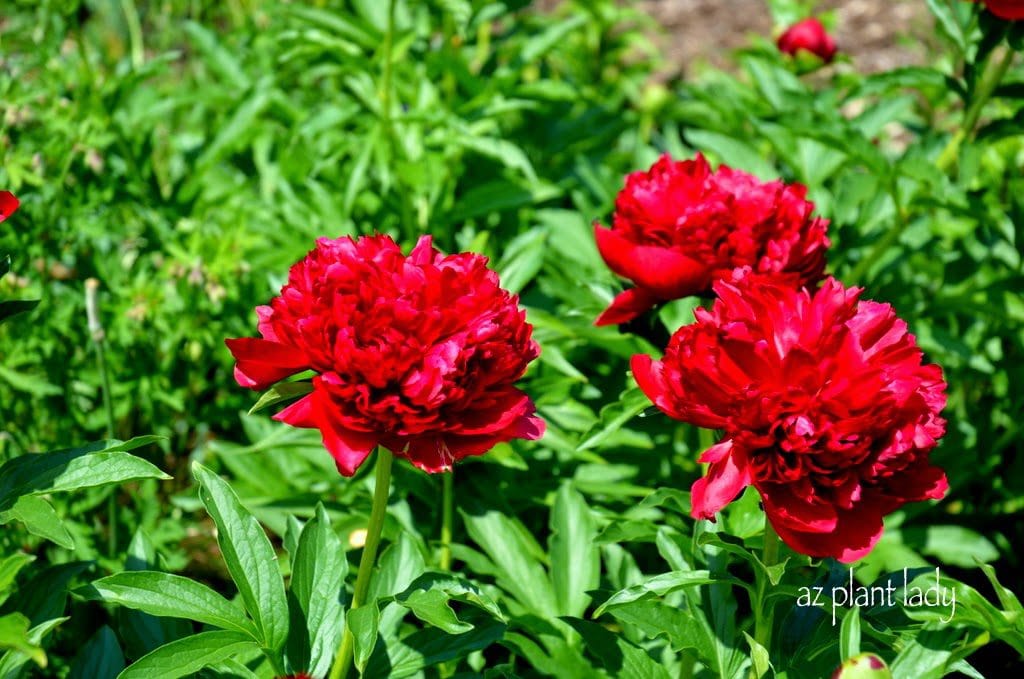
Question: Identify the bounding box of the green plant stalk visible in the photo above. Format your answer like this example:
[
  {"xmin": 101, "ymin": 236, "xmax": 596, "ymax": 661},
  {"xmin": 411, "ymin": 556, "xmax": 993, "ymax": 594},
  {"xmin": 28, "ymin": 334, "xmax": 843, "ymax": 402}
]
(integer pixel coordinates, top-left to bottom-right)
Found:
[
  {"xmin": 937, "ymin": 47, "xmax": 1016, "ymax": 171},
  {"xmin": 440, "ymin": 470, "xmax": 454, "ymax": 571},
  {"xmin": 86, "ymin": 279, "xmax": 118, "ymax": 557},
  {"xmin": 751, "ymin": 520, "xmax": 781, "ymax": 677},
  {"xmin": 120, "ymin": 0, "xmax": 145, "ymax": 69},
  {"xmin": 329, "ymin": 448, "xmax": 394, "ymax": 679}
]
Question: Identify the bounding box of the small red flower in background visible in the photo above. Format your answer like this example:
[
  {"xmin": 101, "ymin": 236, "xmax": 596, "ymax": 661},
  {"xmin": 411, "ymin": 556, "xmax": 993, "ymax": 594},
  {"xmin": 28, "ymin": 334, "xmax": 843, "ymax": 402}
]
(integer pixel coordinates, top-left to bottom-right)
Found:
[
  {"xmin": 0, "ymin": 191, "xmax": 19, "ymax": 222},
  {"xmin": 227, "ymin": 234, "xmax": 544, "ymax": 476},
  {"xmin": 777, "ymin": 18, "xmax": 838, "ymax": 63},
  {"xmin": 593, "ymin": 154, "xmax": 829, "ymax": 326},
  {"xmin": 977, "ymin": 0, "xmax": 1024, "ymax": 20},
  {"xmin": 631, "ymin": 270, "xmax": 947, "ymax": 562}
]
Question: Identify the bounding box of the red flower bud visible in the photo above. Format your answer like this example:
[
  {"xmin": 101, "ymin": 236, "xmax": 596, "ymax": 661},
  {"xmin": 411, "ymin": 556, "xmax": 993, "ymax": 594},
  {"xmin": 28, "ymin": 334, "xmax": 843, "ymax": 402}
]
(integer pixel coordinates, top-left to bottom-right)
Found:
[
  {"xmin": 777, "ymin": 18, "xmax": 838, "ymax": 63},
  {"xmin": 831, "ymin": 653, "xmax": 892, "ymax": 678},
  {"xmin": 632, "ymin": 269, "xmax": 947, "ymax": 562},
  {"xmin": 227, "ymin": 234, "xmax": 544, "ymax": 476}
]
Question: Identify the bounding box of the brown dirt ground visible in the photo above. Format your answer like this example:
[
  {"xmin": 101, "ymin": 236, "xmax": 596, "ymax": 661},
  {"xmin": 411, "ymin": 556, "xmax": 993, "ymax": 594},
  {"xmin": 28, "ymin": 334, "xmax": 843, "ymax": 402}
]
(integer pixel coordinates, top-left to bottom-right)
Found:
[
  {"xmin": 632, "ymin": 0, "xmax": 935, "ymax": 75},
  {"xmin": 643, "ymin": 0, "xmax": 933, "ymax": 74}
]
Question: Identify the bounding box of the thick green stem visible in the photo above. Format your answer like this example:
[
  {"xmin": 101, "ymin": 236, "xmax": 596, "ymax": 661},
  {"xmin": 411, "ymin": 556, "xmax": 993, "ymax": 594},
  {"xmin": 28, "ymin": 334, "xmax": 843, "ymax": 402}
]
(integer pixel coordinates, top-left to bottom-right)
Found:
[
  {"xmin": 937, "ymin": 48, "xmax": 1015, "ymax": 171},
  {"xmin": 329, "ymin": 448, "xmax": 394, "ymax": 679},
  {"xmin": 440, "ymin": 470, "xmax": 454, "ymax": 571},
  {"xmin": 751, "ymin": 520, "xmax": 781, "ymax": 677},
  {"xmin": 119, "ymin": 0, "xmax": 145, "ymax": 69}
]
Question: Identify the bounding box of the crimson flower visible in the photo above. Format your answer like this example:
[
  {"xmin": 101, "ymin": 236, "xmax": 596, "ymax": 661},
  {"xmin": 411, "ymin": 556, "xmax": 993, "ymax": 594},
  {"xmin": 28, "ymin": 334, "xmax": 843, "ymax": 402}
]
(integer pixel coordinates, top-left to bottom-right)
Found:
[
  {"xmin": 631, "ymin": 270, "xmax": 947, "ymax": 562},
  {"xmin": 0, "ymin": 191, "xmax": 19, "ymax": 222},
  {"xmin": 977, "ymin": 0, "xmax": 1024, "ymax": 20},
  {"xmin": 777, "ymin": 18, "xmax": 838, "ymax": 63},
  {"xmin": 593, "ymin": 154, "xmax": 829, "ymax": 326},
  {"xmin": 227, "ymin": 234, "xmax": 544, "ymax": 476}
]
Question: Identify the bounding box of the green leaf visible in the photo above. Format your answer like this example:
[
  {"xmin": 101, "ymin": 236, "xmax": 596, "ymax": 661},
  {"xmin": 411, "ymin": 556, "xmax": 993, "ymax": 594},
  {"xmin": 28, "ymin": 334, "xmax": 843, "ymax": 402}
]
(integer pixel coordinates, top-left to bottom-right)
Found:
[
  {"xmin": 461, "ymin": 509, "xmax": 557, "ymax": 618},
  {"xmin": 0, "ymin": 438, "xmax": 169, "ymax": 513},
  {"xmin": 0, "ymin": 553, "xmax": 34, "ymax": 607},
  {"xmin": 742, "ymin": 632, "xmax": 771, "ymax": 679},
  {"xmin": 577, "ymin": 387, "xmax": 651, "ymax": 452},
  {"xmin": 365, "ymin": 618, "xmax": 506, "ymax": 679},
  {"xmin": 395, "ymin": 588, "xmax": 471, "ymax": 634},
  {"xmin": 248, "ymin": 382, "xmax": 314, "ymax": 416},
  {"xmin": 0, "ymin": 364, "xmax": 62, "ymax": 396},
  {"xmin": 347, "ymin": 603, "xmax": 380, "ymax": 673},
  {"xmin": 192, "ymin": 463, "xmax": 289, "ymax": 657},
  {"xmin": 549, "ymin": 483, "xmax": 599, "ymax": 617},
  {"xmin": 562, "ymin": 617, "xmax": 671, "ymax": 679},
  {"xmin": 117, "ymin": 630, "xmax": 260, "ymax": 679},
  {"xmin": 0, "ymin": 613, "xmax": 46, "ymax": 667},
  {"xmin": 494, "ymin": 227, "xmax": 548, "ymax": 294},
  {"xmin": 395, "ymin": 573, "xmax": 504, "ymax": 624},
  {"xmin": 1, "ymin": 495, "xmax": 73, "ymax": 549},
  {"xmin": 77, "ymin": 572, "xmax": 257, "ymax": 638},
  {"xmin": 840, "ymin": 605, "xmax": 861, "ymax": 661},
  {"xmin": 0, "ymin": 299, "xmax": 39, "ymax": 323},
  {"xmin": 594, "ymin": 570, "xmax": 732, "ymax": 617},
  {"xmin": 291, "ymin": 503, "xmax": 345, "ymax": 679},
  {"xmin": 68, "ymin": 626, "xmax": 125, "ymax": 679}
]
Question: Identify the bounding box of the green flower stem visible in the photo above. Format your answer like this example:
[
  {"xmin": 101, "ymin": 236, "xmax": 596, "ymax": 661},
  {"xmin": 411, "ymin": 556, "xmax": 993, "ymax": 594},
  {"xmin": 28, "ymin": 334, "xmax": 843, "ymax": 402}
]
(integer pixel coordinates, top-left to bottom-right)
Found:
[
  {"xmin": 751, "ymin": 519, "xmax": 781, "ymax": 676},
  {"xmin": 330, "ymin": 448, "xmax": 394, "ymax": 679},
  {"xmin": 86, "ymin": 279, "xmax": 118, "ymax": 557},
  {"xmin": 440, "ymin": 470, "xmax": 454, "ymax": 571},
  {"xmin": 937, "ymin": 47, "xmax": 1016, "ymax": 172}
]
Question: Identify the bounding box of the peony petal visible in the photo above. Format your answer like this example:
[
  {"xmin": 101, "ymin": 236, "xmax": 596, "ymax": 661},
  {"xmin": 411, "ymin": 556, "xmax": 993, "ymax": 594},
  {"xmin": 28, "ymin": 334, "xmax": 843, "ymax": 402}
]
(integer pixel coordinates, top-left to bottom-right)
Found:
[
  {"xmin": 272, "ymin": 393, "xmax": 316, "ymax": 428},
  {"xmin": 760, "ymin": 485, "xmax": 838, "ymax": 532},
  {"xmin": 0, "ymin": 191, "xmax": 19, "ymax": 222},
  {"xmin": 312, "ymin": 390, "xmax": 378, "ymax": 476},
  {"xmin": 691, "ymin": 448, "xmax": 751, "ymax": 520},
  {"xmin": 769, "ymin": 504, "xmax": 884, "ymax": 563},
  {"xmin": 225, "ymin": 337, "xmax": 310, "ymax": 390},
  {"xmin": 594, "ymin": 225, "xmax": 709, "ymax": 300},
  {"xmin": 595, "ymin": 287, "xmax": 660, "ymax": 326}
]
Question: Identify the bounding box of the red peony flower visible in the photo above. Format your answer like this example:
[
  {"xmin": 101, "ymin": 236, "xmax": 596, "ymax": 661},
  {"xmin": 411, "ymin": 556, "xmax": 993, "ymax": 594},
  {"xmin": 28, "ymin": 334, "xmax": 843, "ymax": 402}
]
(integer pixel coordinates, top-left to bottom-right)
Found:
[
  {"xmin": 631, "ymin": 269, "xmax": 947, "ymax": 562},
  {"xmin": 227, "ymin": 234, "xmax": 544, "ymax": 476},
  {"xmin": 777, "ymin": 18, "xmax": 838, "ymax": 63},
  {"xmin": 0, "ymin": 191, "xmax": 19, "ymax": 222},
  {"xmin": 593, "ymin": 154, "xmax": 829, "ymax": 326},
  {"xmin": 977, "ymin": 0, "xmax": 1024, "ymax": 20}
]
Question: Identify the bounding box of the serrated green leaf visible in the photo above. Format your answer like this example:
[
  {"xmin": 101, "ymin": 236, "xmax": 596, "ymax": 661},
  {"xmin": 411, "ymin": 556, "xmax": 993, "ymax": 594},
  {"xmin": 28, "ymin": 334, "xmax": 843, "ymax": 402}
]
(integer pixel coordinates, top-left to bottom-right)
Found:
[{"xmin": 77, "ymin": 572, "xmax": 257, "ymax": 638}]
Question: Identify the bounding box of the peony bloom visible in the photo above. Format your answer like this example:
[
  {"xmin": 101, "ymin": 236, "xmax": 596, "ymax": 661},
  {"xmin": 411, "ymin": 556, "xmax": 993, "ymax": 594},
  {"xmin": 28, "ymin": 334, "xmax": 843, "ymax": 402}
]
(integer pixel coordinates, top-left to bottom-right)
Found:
[
  {"xmin": 593, "ymin": 154, "xmax": 829, "ymax": 326},
  {"xmin": 631, "ymin": 270, "xmax": 947, "ymax": 562},
  {"xmin": 777, "ymin": 18, "xmax": 838, "ymax": 63},
  {"xmin": 227, "ymin": 234, "xmax": 544, "ymax": 476},
  {"xmin": 977, "ymin": 0, "xmax": 1024, "ymax": 20},
  {"xmin": 0, "ymin": 191, "xmax": 19, "ymax": 222}
]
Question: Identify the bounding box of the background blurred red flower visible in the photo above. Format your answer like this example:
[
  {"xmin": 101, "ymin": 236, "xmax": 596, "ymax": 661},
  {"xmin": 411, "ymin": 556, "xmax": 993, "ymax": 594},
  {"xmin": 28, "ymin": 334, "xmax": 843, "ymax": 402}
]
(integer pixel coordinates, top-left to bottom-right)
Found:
[
  {"xmin": 593, "ymin": 154, "xmax": 829, "ymax": 325},
  {"xmin": 632, "ymin": 269, "xmax": 947, "ymax": 562},
  {"xmin": 227, "ymin": 234, "xmax": 544, "ymax": 476},
  {"xmin": 0, "ymin": 191, "xmax": 19, "ymax": 222},
  {"xmin": 978, "ymin": 0, "xmax": 1024, "ymax": 20},
  {"xmin": 777, "ymin": 18, "xmax": 838, "ymax": 63}
]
